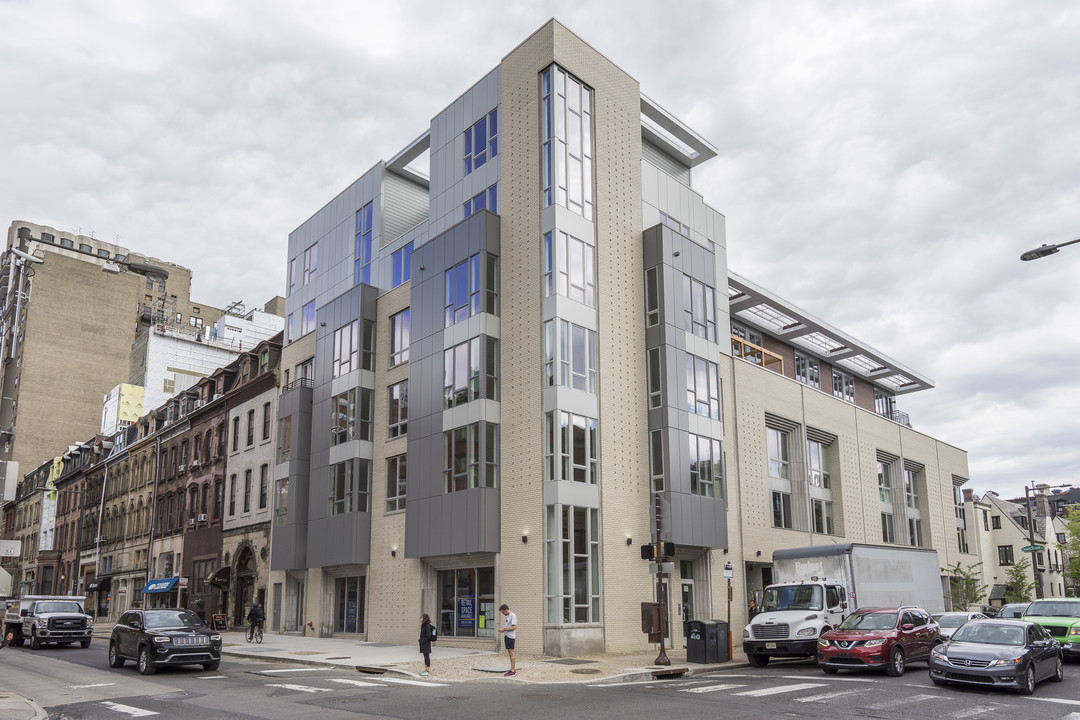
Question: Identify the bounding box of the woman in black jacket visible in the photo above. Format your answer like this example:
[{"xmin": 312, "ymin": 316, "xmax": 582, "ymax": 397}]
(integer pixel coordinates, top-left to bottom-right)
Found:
[{"xmin": 419, "ymin": 613, "xmax": 434, "ymax": 676}]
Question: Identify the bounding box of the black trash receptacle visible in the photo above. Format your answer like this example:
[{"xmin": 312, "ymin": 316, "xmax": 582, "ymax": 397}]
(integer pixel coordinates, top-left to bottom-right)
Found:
[
  {"xmin": 709, "ymin": 620, "xmax": 730, "ymax": 663},
  {"xmin": 686, "ymin": 619, "xmax": 709, "ymax": 663}
]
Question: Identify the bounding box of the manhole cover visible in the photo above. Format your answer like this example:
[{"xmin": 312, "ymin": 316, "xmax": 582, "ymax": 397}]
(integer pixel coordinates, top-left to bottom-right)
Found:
[
  {"xmin": 546, "ymin": 658, "xmax": 598, "ymax": 665},
  {"xmin": 570, "ymin": 668, "xmax": 601, "ymax": 675}
]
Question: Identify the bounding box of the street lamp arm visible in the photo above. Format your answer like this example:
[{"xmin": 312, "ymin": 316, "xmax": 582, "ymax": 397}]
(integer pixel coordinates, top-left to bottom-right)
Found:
[{"xmin": 1020, "ymin": 237, "xmax": 1080, "ymax": 262}]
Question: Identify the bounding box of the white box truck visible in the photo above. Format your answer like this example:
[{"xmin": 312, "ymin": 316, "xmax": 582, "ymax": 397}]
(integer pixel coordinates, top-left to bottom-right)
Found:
[{"xmin": 743, "ymin": 543, "xmax": 944, "ymax": 667}]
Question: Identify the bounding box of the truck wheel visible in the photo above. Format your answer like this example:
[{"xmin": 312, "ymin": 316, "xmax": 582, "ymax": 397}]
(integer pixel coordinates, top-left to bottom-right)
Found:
[
  {"xmin": 747, "ymin": 653, "xmax": 770, "ymax": 668},
  {"xmin": 885, "ymin": 647, "xmax": 905, "ymax": 677},
  {"xmin": 30, "ymin": 629, "xmax": 41, "ymax": 650},
  {"xmin": 108, "ymin": 641, "xmax": 125, "ymax": 668},
  {"xmin": 138, "ymin": 645, "xmax": 156, "ymax": 675}
]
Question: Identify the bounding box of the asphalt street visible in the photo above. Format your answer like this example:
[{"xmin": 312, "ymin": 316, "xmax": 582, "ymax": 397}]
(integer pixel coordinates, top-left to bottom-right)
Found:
[{"xmin": 5, "ymin": 643, "xmax": 1080, "ymax": 720}]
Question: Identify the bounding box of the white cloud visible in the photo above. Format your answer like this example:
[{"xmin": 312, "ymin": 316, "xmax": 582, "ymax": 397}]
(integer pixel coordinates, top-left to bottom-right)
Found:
[{"xmin": 1, "ymin": 0, "xmax": 1077, "ymax": 497}]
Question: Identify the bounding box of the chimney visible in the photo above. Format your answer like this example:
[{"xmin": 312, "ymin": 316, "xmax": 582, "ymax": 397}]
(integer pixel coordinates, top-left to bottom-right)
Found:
[{"xmin": 1036, "ymin": 492, "xmax": 1051, "ymax": 518}]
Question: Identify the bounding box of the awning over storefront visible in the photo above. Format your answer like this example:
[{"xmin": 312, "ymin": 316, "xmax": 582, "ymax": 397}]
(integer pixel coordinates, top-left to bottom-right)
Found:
[
  {"xmin": 86, "ymin": 575, "xmax": 113, "ymax": 593},
  {"xmin": 140, "ymin": 577, "xmax": 179, "ymax": 594},
  {"xmin": 206, "ymin": 566, "xmax": 231, "ymax": 589}
]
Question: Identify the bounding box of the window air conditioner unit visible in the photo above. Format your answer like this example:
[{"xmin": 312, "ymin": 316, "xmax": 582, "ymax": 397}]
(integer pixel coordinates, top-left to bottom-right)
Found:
[
  {"xmin": 197, "ymin": 513, "xmax": 207, "ymax": 522},
  {"xmin": 188, "ymin": 517, "xmax": 195, "ymax": 525},
  {"xmin": 178, "ymin": 464, "xmax": 186, "ymax": 473}
]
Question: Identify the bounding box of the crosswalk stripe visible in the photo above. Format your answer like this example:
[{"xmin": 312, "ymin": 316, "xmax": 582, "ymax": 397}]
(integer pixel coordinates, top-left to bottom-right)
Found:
[
  {"xmin": 328, "ymin": 678, "xmax": 383, "ymax": 688},
  {"xmin": 736, "ymin": 682, "xmax": 827, "ymax": 697},
  {"xmin": 1025, "ymin": 697, "xmax": 1080, "ymax": 707},
  {"xmin": 588, "ymin": 680, "xmax": 662, "ymax": 687},
  {"xmin": 197, "ymin": 676, "xmax": 226, "ymax": 679},
  {"xmin": 780, "ymin": 674, "xmax": 878, "ymax": 683},
  {"xmin": 948, "ymin": 706, "xmax": 998, "ymax": 718},
  {"xmin": 266, "ymin": 683, "xmax": 330, "ymax": 693},
  {"xmin": 73, "ymin": 683, "xmax": 116, "ymax": 689},
  {"xmin": 100, "ymin": 701, "xmax": 158, "ymax": 717},
  {"xmin": 867, "ymin": 693, "xmax": 940, "ymax": 710},
  {"xmin": 1056, "ymin": 713, "xmax": 1080, "ymax": 719},
  {"xmin": 378, "ymin": 677, "xmax": 449, "ymax": 687},
  {"xmin": 795, "ymin": 690, "xmax": 865, "ymax": 703},
  {"xmin": 681, "ymin": 683, "xmax": 746, "ymax": 694}
]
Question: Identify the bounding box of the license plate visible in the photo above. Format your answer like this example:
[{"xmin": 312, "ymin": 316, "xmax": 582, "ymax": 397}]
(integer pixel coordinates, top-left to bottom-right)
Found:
[{"xmin": 765, "ymin": 642, "xmax": 777, "ymax": 650}]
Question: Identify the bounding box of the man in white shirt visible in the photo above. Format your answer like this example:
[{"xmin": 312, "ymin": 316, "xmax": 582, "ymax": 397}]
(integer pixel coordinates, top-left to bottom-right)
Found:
[{"xmin": 498, "ymin": 603, "xmax": 517, "ymax": 676}]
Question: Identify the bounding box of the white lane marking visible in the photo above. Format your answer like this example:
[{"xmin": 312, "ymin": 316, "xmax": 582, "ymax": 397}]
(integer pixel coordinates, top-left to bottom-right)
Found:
[
  {"xmin": 780, "ymin": 674, "xmax": 879, "ymax": 683},
  {"xmin": 100, "ymin": 701, "xmax": 158, "ymax": 717},
  {"xmin": 377, "ymin": 677, "xmax": 449, "ymax": 687},
  {"xmin": 328, "ymin": 678, "xmax": 383, "ymax": 688},
  {"xmin": 1025, "ymin": 697, "xmax": 1080, "ymax": 707},
  {"xmin": 265, "ymin": 683, "xmax": 330, "ymax": 693},
  {"xmin": 1056, "ymin": 713, "xmax": 1080, "ymax": 719},
  {"xmin": 196, "ymin": 676, "xmax": 226, "ymax": 679},
  {"xmin": 588, "ymin": 680, "xmax": 666, "ymax": 687},
  {"xmin": 681, "ymin": 683, "xmax": 746, "ymax": 694},
  {"xmin": 699, "ymin": 674, "xmax": 755, "ymax": 679},
  {"xmin": 260, "ymin": 667, "xmax": 325, "ymax": 674},
  {"xmin": 736, "ymin": 682, "xmax": 827, "ymax": 697},
  {"xmin": 796, "ymin": 689, "xmax": 865, "ymax": 703},
  {"xmin": 949, "ymin": 707, "xmax": 999, "ymax": 718},
  {"xmin": 72, "ymin": 683, "xmax": 116, "ymax": 688},
  {"xmin": 867, "ymin": 693, "xmax": 941, "ymax": 710}
]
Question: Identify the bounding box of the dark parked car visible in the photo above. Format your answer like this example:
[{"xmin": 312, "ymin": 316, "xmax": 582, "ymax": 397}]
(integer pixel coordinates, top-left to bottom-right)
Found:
[
  {"xmin": 996, "ymin": 603, "xmax": 1030, "ymax": 619},
  {"xmin": 109, "ymin": 608, "xmax": 221, "ymax": 675},
  {"xmin": 929, "ymin": 619, "xmax": 1062, "ymax": 695},
  {"xmin": 817, "ymin": 606, "xmax": 940, "ymax": 676}
]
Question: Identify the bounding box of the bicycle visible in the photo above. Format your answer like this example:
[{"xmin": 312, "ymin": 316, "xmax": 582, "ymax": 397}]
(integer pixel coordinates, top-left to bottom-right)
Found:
[{"xmin": 247, "ymin": 622, "xmax": 263, "ymax": 644}]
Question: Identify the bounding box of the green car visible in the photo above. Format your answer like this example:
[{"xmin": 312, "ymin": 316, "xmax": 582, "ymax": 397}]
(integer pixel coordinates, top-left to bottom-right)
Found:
[{"xmin": 1023, "ymin": 598, "xmax": 1080, "ymax": 659}]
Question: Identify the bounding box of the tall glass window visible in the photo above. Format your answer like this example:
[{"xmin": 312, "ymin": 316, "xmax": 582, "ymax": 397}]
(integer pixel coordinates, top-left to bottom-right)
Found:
[
  {"xmin": 391, "ymin": 242, "xmax": 413, "ymax": 288},
  {"xmin": 542, "ymin": 231, "xmax": 595, "ymax": 306},
  {"xmin": 767, "ymin": 428, "xmax": 790, "ymax": 480},
  {"xmin": 464, "ymin": 109, "xmax": 498, "ymax": 175},
  {"xmin": 331, "ymin": 388, "xmax": 372, "ymax": 445},
  {"xmin": 354, "ymin": 202, "xmax": 374, "ymax": 286},
  {"xmin": 303, "ymin": 243, "xmax": 318, "ymax": 285},
  {"xmin": 333, "ymin": 575, "xmax": 365, "ymax": 634},
  {"xmin": 543, "ymin": 320, "xmax": 597, "ymax": 393},
  {"xmin": 389, "ymin": 309, "xmax": 410, "ymax": 367},
  {"xmin": 444, "ymin": 338, "xmax": 481, "ymax": 408},
  {"xmin": 644, "ymin": 267, "xmax": 660, "ymax": 326},
  {"xmin": 545, "ymin": 505, "xmax": 601, "ymax": 623},
  {"xmin": 437, "ymin": 567, "xmax": 495, "ymax": 638},
  {"xmin": 464, "ymin": 184, "xmax": 498, "ymax": 217},
  {"xmin": 878, "ymin": 462, "xmax": 893, "ymax": 503},
  {"xmin": 904, "ymin": 469, "xmax": 920, "ymax": 509},
  {"xmin": 386, "ymin": 454, "xmax": 406, "ymax": 512},
  {"xmin": 329, "ymin": 459, "xmax": 370, "ymax": 515},
  {"xmin": 682, "ymin": 275, "xmax": 717, "ymax": 341},
  {"xmin": 543, "ymin": 411, "xmax": 598, "ymax": 484},
  {"xmin": 332, "ymin": 320, "xmax": 360, "ymax": 377},
  {"xmin": 832, "ymin": 370, "xmax": 855, "ymax": 403},
  {"xmin": 807, "ymin": 440, "xmax": 830, "ymax": 488},
  {"xmin": 794, "ymin": 352, "xmax": 820, "ymax": 389},
  {"xmin": 647, "ymin": 347, "xmax": 663, "ymax": 409},
  {"xmin": 686, "ymin": 354, "xmax": 720, "ymax": 419},
  {"xmin": 444, "ymin": 423, "xmax": 498, "ymax": 492},
  {"xmin": 300, "ymin": 300, "xmax": 316, "ymax": 337},
  {"xmin": 541, "ymin": 65, "xmax": 593, "ymax": 219},
  {"xmin": 688, "ymin": 434, "xmax": 723, "ymax": 498},
  {"xmin": 445, "ymin": 253, "xmax": 498, "ymax": 327},
  {"xmin": 388, "ymin": 381, "xmax": 408, "ymax": 438}
]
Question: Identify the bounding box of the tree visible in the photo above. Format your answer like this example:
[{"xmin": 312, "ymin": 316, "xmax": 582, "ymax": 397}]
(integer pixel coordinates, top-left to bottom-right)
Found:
[
  {"xmin": 942, "ymin": 561, "xmax": 988, "ymax": 610},
  {"xmin": 1004, "ymin": 558, "xmax": 1037, "ymax": 603},
  {"xmin": 1062, "ymin": 508, "xmax": 1080, "ymax": 595}
]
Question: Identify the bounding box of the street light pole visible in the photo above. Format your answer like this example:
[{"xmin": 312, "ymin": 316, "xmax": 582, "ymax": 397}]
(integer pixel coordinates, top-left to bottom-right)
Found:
[
  {"xmin": 1024, "ymin": 484, "xmax": 1043, "ymax": 600},
  {"xmin": 1020, "ymin": 237, "xmax": 1080, "ymax": 261}
]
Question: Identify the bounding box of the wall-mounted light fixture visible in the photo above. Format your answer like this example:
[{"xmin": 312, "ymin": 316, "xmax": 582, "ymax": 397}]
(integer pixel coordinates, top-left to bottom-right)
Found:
[
  {"xmin": 626, "ymin": 537, "xmax": 633, "ymax": 546},
  {"xmin": 756, "ymin": 550, "xmax": 761, "ymax": 557},
  {"xmin": 673, "ymin": 251, "xmax": 681, "ymax": 257},
  {"xmin": 391, "ymin": 544, "xmax": 398, "ymax": 558},
  {"xmin": 521, "ymin": 533, "xmax": 528, "ymax": 544},
  {"xmin": 419, "ymin": 265, "xmax": 426, "ymax": 270}
]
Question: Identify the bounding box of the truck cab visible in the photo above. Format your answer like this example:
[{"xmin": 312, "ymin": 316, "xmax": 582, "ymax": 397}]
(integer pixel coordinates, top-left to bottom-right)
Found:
[
  {"xmin": 3, "ymin": 595, "xmax": 94, "ymax": 649},
  {"xmin": 744, "ymin": 579, "xmax": 847, "ymax": 666}
]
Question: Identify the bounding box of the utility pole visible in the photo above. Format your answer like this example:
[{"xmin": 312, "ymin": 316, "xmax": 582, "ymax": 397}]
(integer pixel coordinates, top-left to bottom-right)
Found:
[{"xmin": 653, "ymin": 493, "xmax": 670, "ymax": 666}]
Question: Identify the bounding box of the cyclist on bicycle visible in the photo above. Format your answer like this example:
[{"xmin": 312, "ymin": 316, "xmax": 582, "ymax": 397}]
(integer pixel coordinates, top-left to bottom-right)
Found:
[{"xmin": 247, "ymin": 601, "xmax": 265, "ymax": 641}]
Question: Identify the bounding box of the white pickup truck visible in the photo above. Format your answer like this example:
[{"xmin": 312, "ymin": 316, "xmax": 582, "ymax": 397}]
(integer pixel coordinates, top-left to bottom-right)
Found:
[
  {"xmin": 3, "ymin": 595, "xmax": 94, "ymax": 649},
  {"xmin": 743, "ymin": 544, "xmax": 944, "ymax": 667}
]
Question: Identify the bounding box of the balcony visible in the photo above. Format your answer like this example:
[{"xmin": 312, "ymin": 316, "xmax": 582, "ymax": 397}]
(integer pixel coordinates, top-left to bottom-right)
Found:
[
  {"xmin": 885, "ymin": 409, "xmax": 912, "ymax": 428},
  {"xmin": 731, "ymin": 335, "xmax": 784, "ymax": 375}
]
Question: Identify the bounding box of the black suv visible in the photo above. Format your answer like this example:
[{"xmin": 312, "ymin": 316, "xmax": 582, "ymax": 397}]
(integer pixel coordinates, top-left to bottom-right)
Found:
[{"xmin": 109, "ymin": 608, "xmax": 221, "ymax": 674}]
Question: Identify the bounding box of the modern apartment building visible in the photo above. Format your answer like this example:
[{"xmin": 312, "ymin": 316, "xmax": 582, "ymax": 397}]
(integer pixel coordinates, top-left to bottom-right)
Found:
[{"xmin": 269, "ymin": 19, "xmax": 974, "ymax": 656}]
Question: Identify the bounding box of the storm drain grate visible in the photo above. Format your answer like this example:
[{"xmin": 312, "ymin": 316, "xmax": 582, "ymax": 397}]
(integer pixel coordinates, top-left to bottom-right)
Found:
[
  {"xmin": 327, "ymin": 697, "xmax": 367, "ymax": 705},
  {"xmin": 439, "ymin": 696, "xmax": 471, "ymax": 702}
]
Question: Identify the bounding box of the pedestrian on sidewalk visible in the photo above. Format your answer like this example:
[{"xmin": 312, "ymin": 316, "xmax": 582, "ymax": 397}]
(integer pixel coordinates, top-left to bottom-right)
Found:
[
  {"xmin": 247, "ymin": 601, "xmax": 265, "ymax": 641},
  {"xmin": 498, "ymin": 603, "xmax": 517, "ymax": 677},
  {"xmin": 419, "ymin": 613, "xmax": 434, "ymax": 676}
]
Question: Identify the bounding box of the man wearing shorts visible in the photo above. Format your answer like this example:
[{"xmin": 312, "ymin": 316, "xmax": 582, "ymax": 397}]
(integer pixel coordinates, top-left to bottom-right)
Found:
[{"xmin": 498, "ymin": 603, "xmax": 517, "ymax": 676}]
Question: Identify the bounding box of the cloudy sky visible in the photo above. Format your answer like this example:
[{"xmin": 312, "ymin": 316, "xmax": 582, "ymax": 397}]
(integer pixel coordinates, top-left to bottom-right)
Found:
[{"xmin": 2, "ymin": 1, "xmax": 1077, "ymax": 498}]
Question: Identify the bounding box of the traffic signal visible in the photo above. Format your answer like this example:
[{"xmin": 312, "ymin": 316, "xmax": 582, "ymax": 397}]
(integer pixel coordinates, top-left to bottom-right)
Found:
[{"xmin": 640, "ymin": 542, "xmax": 677, "ymax": 560}]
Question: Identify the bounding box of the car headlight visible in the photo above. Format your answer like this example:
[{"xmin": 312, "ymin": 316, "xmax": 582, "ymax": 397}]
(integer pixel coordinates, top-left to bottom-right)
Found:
[
  {"xmin": 818, "ymin": 638, "xmax": 831, "ymax": 647},
  {"xmin": 210, "ymin": 634, "xmax": 221, "ymax": 641},
  {"xmin": 36, "ymin": 618, "xmax": 47, "ymax": 627},
  {"xmin": 864, "ymin": 638, "xmax": 887, "ymax": 648},
  {"xmin": 986, "ymin": 657, "xmax": 1022, "ymax": 667},
  {"xmin": 152, "ymin": 636, "xmax": 172, "ymax": 644},
  {"xmin": 743, "ymin": 628, "xmax": 750, "ymax": 639},
  {"xmin": 931, "ymin": 645, "xmax": 946, "ymax": 657},
  {"xmin": 1069, "ymin": 627, "xmax": 1080, "ymax": 638},
  {"xmin": 797, "ymin": 627, "xmax": 818, "ymax": 637}
]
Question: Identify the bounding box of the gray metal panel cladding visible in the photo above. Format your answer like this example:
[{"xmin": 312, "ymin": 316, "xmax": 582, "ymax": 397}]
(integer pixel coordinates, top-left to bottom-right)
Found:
[{"xmin": 404, "ymin": 211, "xmax": 501, "ymax": 559}]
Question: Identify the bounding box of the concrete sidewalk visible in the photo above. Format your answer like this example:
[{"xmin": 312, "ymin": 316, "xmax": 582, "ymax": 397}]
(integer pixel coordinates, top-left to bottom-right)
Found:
[{"xmin": 91, "ymin": 623, "xmax": 740, "ymax": 683}]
